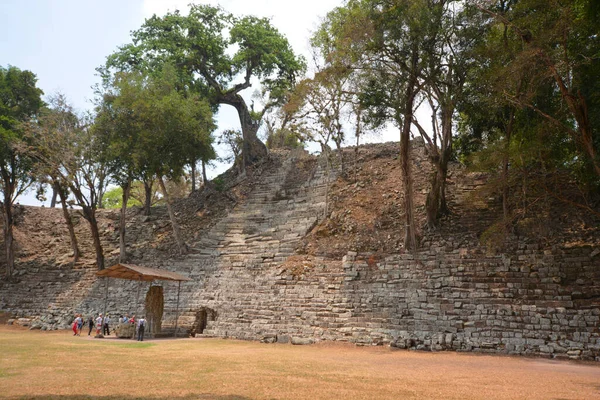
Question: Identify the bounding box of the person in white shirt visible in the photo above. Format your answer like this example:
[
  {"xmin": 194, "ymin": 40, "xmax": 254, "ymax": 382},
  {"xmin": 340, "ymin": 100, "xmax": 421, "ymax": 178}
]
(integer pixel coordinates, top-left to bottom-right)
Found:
[
  {"xmin": 103, "ymin": 314, "xmax": 111, "ymax": 336},
  {"xmin": 137, "ymin": 316, "xmax": 147, "ymax": 341}
]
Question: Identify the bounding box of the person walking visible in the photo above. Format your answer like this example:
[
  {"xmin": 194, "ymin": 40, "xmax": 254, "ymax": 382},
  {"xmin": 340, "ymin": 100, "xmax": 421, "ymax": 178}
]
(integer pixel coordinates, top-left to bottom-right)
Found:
[
  {"xmin": 87, "ymin": 316, "xmax": 94, "ymax": 336},
  {"xmin": 137, "ymin": 316, "xmax": 146, "ymax": 341},
  {"xmin": 71, "ymin": 315, "xmax": 78, "ymax": 336},
  {"xmin": 103, "ymin": 314, "xmax": 111, "ymax": 336}
]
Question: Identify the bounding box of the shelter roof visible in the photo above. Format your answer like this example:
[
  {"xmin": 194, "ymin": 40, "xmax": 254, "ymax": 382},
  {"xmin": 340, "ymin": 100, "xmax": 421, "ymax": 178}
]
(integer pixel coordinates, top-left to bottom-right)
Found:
[{"xmin": 96, "ymin": 263, "xmax": 192, "ymax": 282}]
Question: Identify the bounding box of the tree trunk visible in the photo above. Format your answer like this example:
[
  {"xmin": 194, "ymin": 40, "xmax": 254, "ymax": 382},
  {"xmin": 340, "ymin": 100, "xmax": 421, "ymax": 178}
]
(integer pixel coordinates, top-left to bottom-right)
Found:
[
  {"xmin": 425, "ymin": 153, "xmax": 450, "ymax": 229},
  {"xmin": 425, "ymin": 106, "xmax": 453, "ymax": 229},
  {"xmin": 320, "ymin": 143, "xmax": 332, "ymax": 218},
  {"xmin": 502, "ymin": 109, "xmax": 516, "ymax": 221},
  {"xmin": 220, "ymin": 93, "xmax": 268, "ymax": 170},
  {"xmin": 97, "ymin": 174, "xmax": 106, "ymax": 209},
  {"xmin": 157, "ymin": 174, "xmax": 187, "ymax": 255},
  {"xmin": 50, "ymin": 182, "xmax": 59, "ymax": 208},
  {"xmin": 57, "ymin": 183, "xmax": 80, "ymax": 263},
  {"xmin": 400, "ymin": 46, "xmax": 420, "ymax": 251},
  {"xmin": 354, "ymin": 107, "xmax": 362, "ymax": 183},
  {"xmin": 81, "ymin": 205, "xmax": 104, "ymax": 270},
  {"xmin": 334, "ymin": 138, "xmax": 345, "ymax": 177},
  {"xmin": 119, "ymin": 179, "xmax": 131, "ymax": 263},
  {"xmin": 201, "ymin": 160, "xmax": 208, "ymax": 186},
  {"xmin": 400, "ymin": 124, "xmax": 417, "ymax": 250},
  {"xmin": 0, "ymin": 166, "xmax": 16, "ymax": 280},
  {"xmin": 190, "ymin": 161, "xmax": 197, "ymax": 193},
  {"xmin": 1, "ymin": 200, "xmax": 15, "ymax": 280},
  {"xmin": 143, "ymin": 179, "xmax": 153, "ymax": 216}
]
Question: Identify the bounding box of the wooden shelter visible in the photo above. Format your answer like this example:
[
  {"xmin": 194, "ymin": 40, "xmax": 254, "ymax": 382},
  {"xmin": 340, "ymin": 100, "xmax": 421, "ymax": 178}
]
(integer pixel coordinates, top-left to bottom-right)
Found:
[{"xmin": 96, "ymin": 264, "xmax": 192, "ymax": 337}]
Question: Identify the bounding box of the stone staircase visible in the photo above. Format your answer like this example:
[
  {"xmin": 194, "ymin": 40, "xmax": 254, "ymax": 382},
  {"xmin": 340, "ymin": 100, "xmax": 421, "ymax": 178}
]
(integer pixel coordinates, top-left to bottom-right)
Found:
[
  {"xmin": 159, "ymin": 151, "xmax": 332, "ymax": 333},
  {"xmin": 188, "ymin": 152, "xmax": 328, "ymax": 266}
]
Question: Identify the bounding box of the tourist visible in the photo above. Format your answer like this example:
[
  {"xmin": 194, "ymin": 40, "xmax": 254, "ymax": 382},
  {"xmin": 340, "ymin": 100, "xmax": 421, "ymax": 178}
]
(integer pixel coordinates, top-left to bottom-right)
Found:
[
  {"xmin": 87, "ymin": 316, "xmax": 94, "ymax": 335},
  {"xmin": 75, "ymin": 314, "xmax": 83, "ymax": 335},
  {"xmin": 137, "ymin": 316, "xmax": 146, "ymax": 341},
  {"xmin": 71, "ymin": 315, "xmax": 78, "ymax": 336},
  {"xmin": 95, "ymin": 313, "xmax": 103, "ymax": 336},
  {"xmin": 130, "ymin": 314, "xmax": 137, "ymax": 339},
  {"xmin": 103, "ymin": 314, "xmax": 111, "ymax": 336}
]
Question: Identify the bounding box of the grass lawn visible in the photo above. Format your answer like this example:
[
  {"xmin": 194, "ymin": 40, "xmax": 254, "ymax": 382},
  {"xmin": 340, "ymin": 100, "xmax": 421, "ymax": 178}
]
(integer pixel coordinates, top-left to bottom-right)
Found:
[{"xmin": 0, "ymin": 326, "xmax": 599, "ymax": 399}]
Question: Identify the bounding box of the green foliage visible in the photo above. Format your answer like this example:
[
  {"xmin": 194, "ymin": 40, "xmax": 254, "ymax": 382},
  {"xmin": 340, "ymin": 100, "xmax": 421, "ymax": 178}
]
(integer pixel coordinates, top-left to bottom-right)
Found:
[
  {"xmin": 212, "ymin": 176, "xmax": 226, "ymax": 192},
  {"xmin": 102, "ymin": 186, "xmax": 142, "ymax": 209},
  {"xmin": 95, "ymin": 65, "xmax": 216, "ymax": 184},
  {"xmin": 461, "ymin": 0, "xmax": 600, "ymax": 188},
  {"xmin": 0, "ymin": 65, "xmax": 44, "ymax": 202},
  {"xmin": 104, "ymin": 4, "xmax": 306, "ymax": 166},
  {"xmin": 218, "ymin": 129, "xmax": 243, "ymax": 164},
  {"xmin": 0, "ymin": 65, "xmax": 44, "ymax": 276},
  {"xmin": 265, "ymin": 128, "xmax": 304, "ymax": 150}
]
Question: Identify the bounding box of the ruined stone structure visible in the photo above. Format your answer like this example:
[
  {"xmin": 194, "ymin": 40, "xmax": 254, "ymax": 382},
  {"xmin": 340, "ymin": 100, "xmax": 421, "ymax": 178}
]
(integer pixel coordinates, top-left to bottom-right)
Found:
[{"xmin": 1, "ymin": 143, "xmax": 599, "ymax": 361}]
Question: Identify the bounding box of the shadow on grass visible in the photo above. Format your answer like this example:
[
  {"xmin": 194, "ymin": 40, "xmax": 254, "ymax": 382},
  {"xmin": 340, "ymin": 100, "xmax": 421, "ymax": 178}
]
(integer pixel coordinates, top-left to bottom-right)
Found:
[{"xmin": 7, "ymin": 395, "xmax": 254, "ymax": 400}]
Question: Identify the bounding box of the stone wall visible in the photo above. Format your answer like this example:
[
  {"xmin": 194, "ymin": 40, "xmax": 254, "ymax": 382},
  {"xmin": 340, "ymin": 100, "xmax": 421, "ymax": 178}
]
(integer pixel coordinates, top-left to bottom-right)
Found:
[
  {"xmin": 168, "ymin": 244, "xmax": 599, "ymax": 361},
  {"xmin": 1, "ymin": 143, "xmax": 599, "ymax": 361}
]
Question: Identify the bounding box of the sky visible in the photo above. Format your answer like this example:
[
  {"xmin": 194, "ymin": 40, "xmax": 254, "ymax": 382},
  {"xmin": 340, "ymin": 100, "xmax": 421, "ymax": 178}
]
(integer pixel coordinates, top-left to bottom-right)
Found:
[{"xmin": 1, "ymin": 0, "xmax": 396, "ymax": 206}]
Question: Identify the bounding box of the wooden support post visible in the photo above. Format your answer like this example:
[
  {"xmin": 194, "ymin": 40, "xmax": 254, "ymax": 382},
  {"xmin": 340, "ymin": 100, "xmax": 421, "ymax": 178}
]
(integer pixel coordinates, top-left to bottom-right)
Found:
[{"xmin": 174, "ymin": 281, "xmax": 181, "ymax": 338}]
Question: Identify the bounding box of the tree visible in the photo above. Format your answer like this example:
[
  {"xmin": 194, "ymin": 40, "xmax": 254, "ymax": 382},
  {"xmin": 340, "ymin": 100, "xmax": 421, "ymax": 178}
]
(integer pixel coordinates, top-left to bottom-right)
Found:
[
  {"xmin": 319, "ymin": 0, "xmax": 434, "ymax": 250},
  {"xmin": 310, "ymin": 3, "xmax": 373, "ymax": 181},
  {"xmin": 411, "ymin": 1, "xmax": 485, "ymax": 229},
  {"xmin": 475, "ymin": 0, "xmax": 600, "ymax": 181},
  {"xmin": 24, "ymin": 94, "xmax": 109, "ymax": 270},
  {"xmin": 25, "ymin": 102, "xmax": 83, "ymax": 263},
  {"xmin": 218, "ymin": 129, "xmax": 244, "ymax": 171},
  {"xmin": 105, "ymin": 4, "xmax": 306, "ymax": 170},
  {"xmin": 96, "ymin": 67, "xmax": 215, "ymax": 255},
  {"xmin": 263, "ymin": 107, "xmax": 305, "ymax": 151},
  {"xmin": 0, "ymin": 65, "xmax": 43, "ymax": 279}
]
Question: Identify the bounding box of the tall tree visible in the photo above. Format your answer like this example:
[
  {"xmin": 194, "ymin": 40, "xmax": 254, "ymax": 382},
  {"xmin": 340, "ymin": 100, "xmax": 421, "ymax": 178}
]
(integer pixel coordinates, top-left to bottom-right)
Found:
[
  {"xmin": 105, "ymin": 4, "xmax": 306, "ymax": 170},
  {"xmin": 95, "ymin": 71, "xmax": 156, "ymax": 262},
  {"xmin": 96, "ymin": 67, "xmax": 215, "ymax": 255},
  {"xmin": 0, "ymin": 65, "xmax": 43, "ymax": 279},
  {"xmin": 411, "ymin": 1, "xmax": 484, "ymax": 229},
  {"xmin": 24, "ymin": 94, "xmax": 109, "ymax": 270},
  {"xmin": 475, "ymin": 0, "xmax": 600, "ymax": 181},
  {"xmin": 319, "ymin": 0, "xmax": 432, "ymax": 249}
]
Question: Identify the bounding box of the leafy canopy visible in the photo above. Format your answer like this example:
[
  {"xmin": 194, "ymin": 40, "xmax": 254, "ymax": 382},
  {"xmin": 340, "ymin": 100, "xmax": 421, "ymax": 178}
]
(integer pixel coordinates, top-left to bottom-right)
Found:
[{"xmin": 106, "ymin": 4, "xmax": 306, "ymax": 115}]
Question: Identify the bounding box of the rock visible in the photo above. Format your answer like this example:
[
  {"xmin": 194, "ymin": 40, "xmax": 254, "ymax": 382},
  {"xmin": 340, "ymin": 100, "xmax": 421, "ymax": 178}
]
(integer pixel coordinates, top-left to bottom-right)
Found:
[
  {"xmin": 291, "ymin": 337, "xmax": 314, "ymax": 345},
  {"xmin": 277, "ymin": 334, "xmax": 290, "ymax": 344},
  {"xmin": 260, "ymin": 334, "xmax": 277, "ymax": 344}
]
